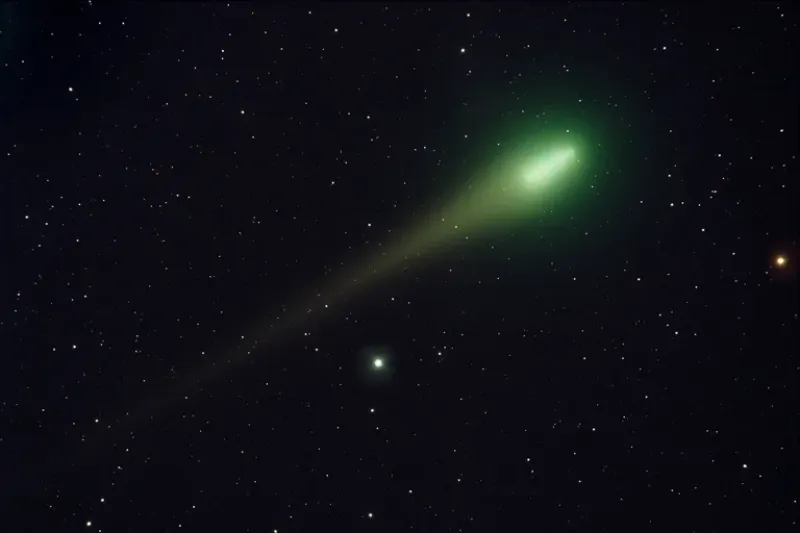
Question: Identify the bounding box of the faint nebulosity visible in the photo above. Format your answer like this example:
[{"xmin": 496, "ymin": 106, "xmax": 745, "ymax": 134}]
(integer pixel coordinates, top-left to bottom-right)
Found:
[{"xmin": 1, "ymin": 3, "xmax": 797, "ymax": 532}]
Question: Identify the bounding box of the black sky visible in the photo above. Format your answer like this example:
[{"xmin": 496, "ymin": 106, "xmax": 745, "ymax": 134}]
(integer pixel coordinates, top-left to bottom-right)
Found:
[{"xmin": 1, "ymin": 3, "xmax": 798, "ymax": 532}]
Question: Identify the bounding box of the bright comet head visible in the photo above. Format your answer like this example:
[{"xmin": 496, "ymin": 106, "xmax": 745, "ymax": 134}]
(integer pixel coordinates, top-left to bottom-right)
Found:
[{"xmin": 520, "ymin": 146, "xmax": 578, "ymax": 188}]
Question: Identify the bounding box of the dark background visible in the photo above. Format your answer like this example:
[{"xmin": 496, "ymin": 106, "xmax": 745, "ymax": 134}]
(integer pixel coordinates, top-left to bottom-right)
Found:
[{"xmin": 1, "ymin": 3, "xmax": 797, "ymax": 531}]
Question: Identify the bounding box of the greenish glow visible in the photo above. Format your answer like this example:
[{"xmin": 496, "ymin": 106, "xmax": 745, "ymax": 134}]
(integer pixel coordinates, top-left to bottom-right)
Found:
[
  {"xmin": 135, "ymin": 123, "xmax": 593, "ymax": 424},
  {"xmin": 520, "ymin": 147, "xmax": 577, "ymax": 188}
]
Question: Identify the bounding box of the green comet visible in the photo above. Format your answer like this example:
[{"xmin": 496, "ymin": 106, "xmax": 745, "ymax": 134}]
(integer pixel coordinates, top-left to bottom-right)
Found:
[
  {"xmin": 427, "ymin": 137, "xmax": 584, "ymax": 240},
  {"xmin": 124, "ymin": 128, "xmax": 588, "ymax": 426}
]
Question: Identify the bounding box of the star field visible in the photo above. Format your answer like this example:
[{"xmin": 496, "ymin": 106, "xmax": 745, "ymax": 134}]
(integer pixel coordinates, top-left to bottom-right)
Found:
[{"xmin": 1, "ymin": 4, "xmax": 797, "ymax": 532}]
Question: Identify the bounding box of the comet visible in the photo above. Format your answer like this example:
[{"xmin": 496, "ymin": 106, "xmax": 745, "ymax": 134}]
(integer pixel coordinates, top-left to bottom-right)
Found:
[{"xmin": 109, "ymin": 132, "xmax": 587, "ymax": 431}]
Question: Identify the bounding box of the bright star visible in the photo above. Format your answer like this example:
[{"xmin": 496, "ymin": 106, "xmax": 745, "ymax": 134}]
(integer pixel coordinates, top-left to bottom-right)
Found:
[
  {"xmin": 373, "ymin": 358, "xmax": 384, "ymax": 369},
  {"xmin": 774, "ymin": 255, "xmax": 787, "ymax": 268}
]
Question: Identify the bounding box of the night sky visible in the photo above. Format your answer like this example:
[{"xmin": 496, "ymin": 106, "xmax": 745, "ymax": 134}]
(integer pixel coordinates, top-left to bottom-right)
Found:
[{"xmin": 2, "ymin": 3, "xmax": 798, "ymax": 532}]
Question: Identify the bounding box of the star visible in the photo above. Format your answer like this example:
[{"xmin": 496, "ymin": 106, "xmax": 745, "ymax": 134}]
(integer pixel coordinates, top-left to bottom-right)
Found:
[
  {"xmin": 372, "ymin": 357, "xmax": 384, "ymax": 369},
  {"xmin": 774, "ymin": 255, "xmax": 787, "ymax": 268}
]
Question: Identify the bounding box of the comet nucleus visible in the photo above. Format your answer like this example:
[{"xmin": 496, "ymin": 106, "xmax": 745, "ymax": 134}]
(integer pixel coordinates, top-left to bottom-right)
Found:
[{"xmin": 520, "ymin": 147, "xmax": 577, "ymax": 188}]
